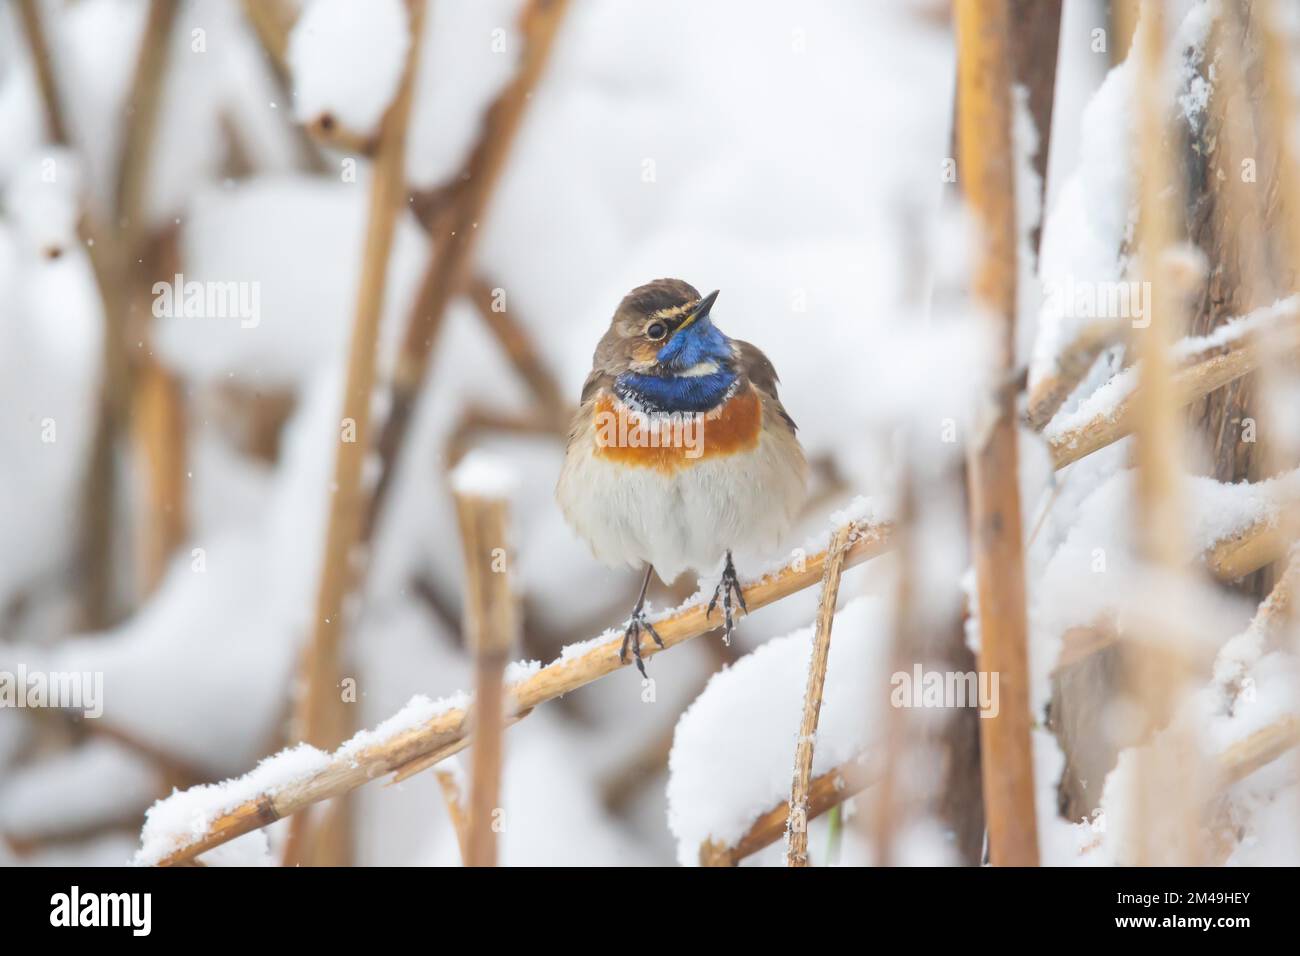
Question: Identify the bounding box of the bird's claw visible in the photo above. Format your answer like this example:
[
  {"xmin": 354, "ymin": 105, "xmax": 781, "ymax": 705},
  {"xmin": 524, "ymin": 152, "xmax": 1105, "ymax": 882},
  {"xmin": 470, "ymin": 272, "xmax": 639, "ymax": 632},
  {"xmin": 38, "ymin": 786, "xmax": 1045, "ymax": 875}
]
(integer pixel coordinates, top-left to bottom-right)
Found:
[
  {"xmin": 618, "ymin": 610, "xmax": 664, "ymax": 678},
  {"xmin": 706, "ymin": 552, "xmax": 747, "ymax": 646}
]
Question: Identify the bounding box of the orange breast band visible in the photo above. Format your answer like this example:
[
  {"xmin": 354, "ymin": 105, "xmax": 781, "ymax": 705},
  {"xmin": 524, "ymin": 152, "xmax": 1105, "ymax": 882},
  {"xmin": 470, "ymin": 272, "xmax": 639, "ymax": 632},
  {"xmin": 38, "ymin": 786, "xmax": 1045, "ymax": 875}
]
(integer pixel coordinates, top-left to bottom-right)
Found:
[{"xmin": 591, "ymin": 387, "xmax": 762, "ymax": 473}]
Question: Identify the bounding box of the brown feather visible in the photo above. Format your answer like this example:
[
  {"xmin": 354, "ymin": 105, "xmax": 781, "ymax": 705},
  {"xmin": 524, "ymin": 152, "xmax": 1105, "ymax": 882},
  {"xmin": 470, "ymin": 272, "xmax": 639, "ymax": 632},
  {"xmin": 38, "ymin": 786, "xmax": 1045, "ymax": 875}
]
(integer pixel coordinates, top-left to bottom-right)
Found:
[{"xmin": 734, "ymin": 338, "xmax": 798, "ymax": 433}]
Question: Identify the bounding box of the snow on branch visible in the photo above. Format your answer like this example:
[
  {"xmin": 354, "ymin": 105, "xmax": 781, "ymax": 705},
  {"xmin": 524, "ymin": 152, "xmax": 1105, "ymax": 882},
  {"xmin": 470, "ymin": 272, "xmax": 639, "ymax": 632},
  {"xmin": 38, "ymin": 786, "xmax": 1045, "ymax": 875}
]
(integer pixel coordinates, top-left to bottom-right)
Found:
[
  {"xmin": 138, "ymin": 512, "xmax": 895, "ymax": 865},
  {"xmin": 1046, "ymin": 297, "xmax": 1300, "ymax": 467},
  {"xmin": 667, "ymin": 596, "xmax": 889, "ymax": 867},
  {"xmin": 701, "ymin": 755, "xmax": 871, "ymax": 867}
]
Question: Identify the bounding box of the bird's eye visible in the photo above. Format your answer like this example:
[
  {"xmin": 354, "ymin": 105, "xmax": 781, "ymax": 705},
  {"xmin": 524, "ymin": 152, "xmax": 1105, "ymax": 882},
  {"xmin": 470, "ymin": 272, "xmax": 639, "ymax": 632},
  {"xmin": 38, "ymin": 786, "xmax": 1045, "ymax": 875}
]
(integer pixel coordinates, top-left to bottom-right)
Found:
[{"xmin": 646, "ymin": 322, "xmax": 668, "ymax": 341}]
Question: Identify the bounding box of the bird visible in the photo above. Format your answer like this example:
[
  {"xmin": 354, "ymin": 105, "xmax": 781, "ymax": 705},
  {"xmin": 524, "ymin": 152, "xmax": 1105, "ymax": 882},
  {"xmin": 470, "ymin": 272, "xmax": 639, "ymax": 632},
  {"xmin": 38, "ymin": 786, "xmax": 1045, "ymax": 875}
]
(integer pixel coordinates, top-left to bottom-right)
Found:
[{"xmin": 557, "ymin": 278, "xmax": 807, "ymax": 677}]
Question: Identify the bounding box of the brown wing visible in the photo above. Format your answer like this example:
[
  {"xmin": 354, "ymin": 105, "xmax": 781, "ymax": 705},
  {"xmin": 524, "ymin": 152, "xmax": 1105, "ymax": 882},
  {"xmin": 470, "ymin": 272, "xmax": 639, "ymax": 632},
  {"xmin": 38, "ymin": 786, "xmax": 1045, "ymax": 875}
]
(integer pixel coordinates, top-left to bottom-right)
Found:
[
  {"xmin": 566, "ymin": 369, "xmax": 613, "ymax": 448},
  {"xmin": 733, "ymin": 339, "xmax": 798, "ymax": 433}
]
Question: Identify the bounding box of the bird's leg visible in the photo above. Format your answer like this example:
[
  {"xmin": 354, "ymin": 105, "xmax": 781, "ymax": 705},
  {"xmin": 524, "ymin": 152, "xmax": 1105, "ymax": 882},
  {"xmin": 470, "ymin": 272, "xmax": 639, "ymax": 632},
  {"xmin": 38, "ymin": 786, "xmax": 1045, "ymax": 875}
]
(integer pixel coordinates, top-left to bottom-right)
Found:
[
  {"xmin": 619, "ymin": 565, "xmax": 663, "ymax": 678},
  {"xmin": 706, "ymin": 550, "xmax": 748, "ymax": 645}
]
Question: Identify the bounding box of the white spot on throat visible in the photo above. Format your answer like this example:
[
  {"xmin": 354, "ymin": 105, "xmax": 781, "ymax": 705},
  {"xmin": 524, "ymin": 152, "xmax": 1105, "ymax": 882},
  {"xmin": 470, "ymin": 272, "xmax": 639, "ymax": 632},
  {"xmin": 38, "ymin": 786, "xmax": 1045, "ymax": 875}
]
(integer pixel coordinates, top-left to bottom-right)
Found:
[{"xmin": 678, "ymin": 361, "xmax": 719, "ymax": 378}]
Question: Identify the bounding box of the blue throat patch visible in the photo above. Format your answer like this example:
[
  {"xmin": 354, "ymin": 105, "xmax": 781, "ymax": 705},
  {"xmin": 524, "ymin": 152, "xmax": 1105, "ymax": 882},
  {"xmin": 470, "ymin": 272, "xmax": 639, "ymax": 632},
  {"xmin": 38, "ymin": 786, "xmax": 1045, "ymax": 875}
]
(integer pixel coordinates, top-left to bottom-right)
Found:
[{"xmin": 615, "ymin": 319, "xmax": 737, "ymax": 413}]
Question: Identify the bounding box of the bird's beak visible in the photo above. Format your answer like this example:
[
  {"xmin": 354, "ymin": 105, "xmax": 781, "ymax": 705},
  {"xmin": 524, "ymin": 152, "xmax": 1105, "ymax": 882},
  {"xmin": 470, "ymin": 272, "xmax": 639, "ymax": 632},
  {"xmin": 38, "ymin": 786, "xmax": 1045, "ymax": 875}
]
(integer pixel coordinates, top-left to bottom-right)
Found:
[{"xmin": 673, "ymin": 289, "xmax": 720, "ymax": 336}]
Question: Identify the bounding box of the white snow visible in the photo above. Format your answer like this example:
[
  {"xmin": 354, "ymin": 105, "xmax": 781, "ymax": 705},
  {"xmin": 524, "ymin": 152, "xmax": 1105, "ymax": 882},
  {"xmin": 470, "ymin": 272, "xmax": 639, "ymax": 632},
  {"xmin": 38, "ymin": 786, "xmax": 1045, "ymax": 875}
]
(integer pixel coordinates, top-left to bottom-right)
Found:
[
  {"xmin": 152, "ymin": 174, "xmax": 429, "ymax": 387},
  {"xmin": 3, "ymin": 0, "xmax": 1294, "ymax": 870},
  {"xmin": 1029, "ymin": 3, "xmax": 1214, "ymax": 393},
  {"xmin": 288, "ymin": 0, "xmax": 411, "ymax": 138},
  {"xmin": 0, "ymin": 740, "xmax": 161, "ymax": 840},
  {"xmin": 666, "ymin": 597, "xmax": 890, "ymax": 866},
  {"xmin": 1044, "ymin": 297, "xmax": 1300, "ymax": 444},
  {"xmin": 448, "ymin": 449, "xmax": 519, "ymax": 499},
  {"xmin": 135, "ymin": 743, "xmax": 332, "ymax": 865}
]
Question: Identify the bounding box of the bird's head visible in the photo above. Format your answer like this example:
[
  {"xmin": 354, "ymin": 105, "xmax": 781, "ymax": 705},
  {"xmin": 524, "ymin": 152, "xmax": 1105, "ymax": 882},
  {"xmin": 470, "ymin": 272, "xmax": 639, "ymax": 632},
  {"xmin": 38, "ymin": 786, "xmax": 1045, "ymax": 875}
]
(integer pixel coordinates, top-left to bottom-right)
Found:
[
  {"xmin": 596, "ymin": 278, "xmax": 730, "ymax": 377},
  {"xmin": 594, "ymin": 279, "xmax": 738, "ymax": 414}
]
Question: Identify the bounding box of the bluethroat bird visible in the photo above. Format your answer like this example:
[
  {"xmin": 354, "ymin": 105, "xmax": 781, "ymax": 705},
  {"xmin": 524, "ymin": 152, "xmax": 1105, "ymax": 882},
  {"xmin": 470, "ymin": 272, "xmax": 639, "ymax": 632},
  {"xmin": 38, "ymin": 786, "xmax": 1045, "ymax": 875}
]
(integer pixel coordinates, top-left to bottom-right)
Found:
[{"xmin": 557, "ymin": 279, "xmax": 807, "ymax": 676}]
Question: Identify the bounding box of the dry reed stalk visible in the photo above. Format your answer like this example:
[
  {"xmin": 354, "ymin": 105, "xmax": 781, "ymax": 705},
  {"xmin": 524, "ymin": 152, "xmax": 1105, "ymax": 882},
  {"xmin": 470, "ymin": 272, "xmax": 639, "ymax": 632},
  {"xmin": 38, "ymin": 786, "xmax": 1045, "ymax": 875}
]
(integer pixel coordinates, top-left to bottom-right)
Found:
[
  {"xmin": 288, "ymin": 0, "xmax": 428, "ymax": 867},
  {"xmin": 13, "ymin": 0, "xmax": 116, "ymax": 625},
  {"xmin": 16, "ymin": 0, "xmax": 67, "ymax": 143},
  {"xmin": 1259, "ymin": 0, "xmax": 1300, "ymax": 293},
  {"xmin": 435, "ymin": 768, "xmax": 471, "ymax": 863},
  {"xmin": 453, "ymin": 489, "xmax": 518, "ymax": 867},
  {"xmin": 1254, "ymin": 1, "xmax": 1300, "ymax": 845},
  {"xmin": 236, "ymin": 0, "xmax": 328, "ymax": 174},
  {"xmin": 387, "ymin": 709, "xmax": 533, "ymax": 784},
  {"xmin": 785, "ymin": 524, "xmax": 852, "ymax": 867},
  {"xmin": 238, "ymin": 0, "xmax": 296, "ymax": 81},
  {"xmin": 465, "ymin": 275, "xmax": 569, "ymax": 424},
  {"xmin": 134, "ymin": 227, "xmax": 190, "ymax": 592},
  {"xmin": 954, "ymin": 0, "xmax": 1039, "ymax": 867},
  {"xmin": 702, "ymin": 755, "xmax": 871, "ymax": 867},
  {"xmin": 133, "ymin": 358, "xmax": 188, "ymax": 589},
  {"xmin": 1008, "ymin": 0, "xmax": 1062, "ymax": 258},
  {"xmin": 153, "ymin": 520, "xmax": 893, "ymax": 864},
  {"xmin": 1207, "ymin": 562, "xmax": 1300, "ymax": 859},
  {"xmin": 101, "ymin": 0, "xmax": 183, "ymax": 612},
  {"xmin": 1026, "ymin": 320, "xmax": 1123, "ymax": 431},
  {"xmin": 1219, "ymin": 714, "xmax": 1300, "ymax": 785},
  {"xmin": 1128, "ymin": 0, "xmax": 1188, "ymax": 588},
  {"xmin": 1170, "ymin": 11, "xmax": 1271, "ymax": 503},
  {"xmin": 869, "ymin": 481, "xmax": 915, "ymax": 867},
  {"xmin": 113, "ymin": 0, "xmax": 175, "ymax": 247},
  {"xmin": 1256, "ymin": 550, "xmax": 1300, "ymax": 634},
  {"xmin": 1208, "ymin": 515, "xmax": 1294, "ymax": 583},
  {"xmin": 1125, "ymin": 0, "xmax": 1206, "ymax": 866},
  {"xmin": 445, "ymin": 406, "xmax": 567, "ymax": 466},
  {"xmin": 368, "ymin": 0, "xmax": 570, "ymax": 539},
  {"xmin": 22, "ymin": 0, "xmax": 187, "ymax": 608},
  {"xmin": 1047, "ymin": 308, "xmax": 1300, "ymax": 468},
  {"xmin": 1054, "ymin": 511, "xmax": 1300, "ymax": 682}
]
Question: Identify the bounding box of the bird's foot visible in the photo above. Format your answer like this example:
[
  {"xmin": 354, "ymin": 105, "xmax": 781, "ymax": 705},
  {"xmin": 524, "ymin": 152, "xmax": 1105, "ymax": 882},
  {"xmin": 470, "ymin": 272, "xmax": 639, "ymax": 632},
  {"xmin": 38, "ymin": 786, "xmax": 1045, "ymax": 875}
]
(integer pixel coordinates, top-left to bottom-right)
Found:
[
  {"xmin": 706, "ymin": 552, "xmax": 748, "ymax": 646},
  {"xmin": 618, "ymin": 609, "xmax": 664, "ymax": 678}
]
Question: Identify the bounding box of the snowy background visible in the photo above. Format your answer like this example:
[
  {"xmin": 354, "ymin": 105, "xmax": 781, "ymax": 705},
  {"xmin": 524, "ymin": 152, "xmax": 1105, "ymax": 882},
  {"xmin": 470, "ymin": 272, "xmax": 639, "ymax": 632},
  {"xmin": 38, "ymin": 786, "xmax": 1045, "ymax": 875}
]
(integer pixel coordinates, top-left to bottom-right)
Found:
[{"xmin": 1, "ymin": 0, "xmax": 1297, "ymax": 867}]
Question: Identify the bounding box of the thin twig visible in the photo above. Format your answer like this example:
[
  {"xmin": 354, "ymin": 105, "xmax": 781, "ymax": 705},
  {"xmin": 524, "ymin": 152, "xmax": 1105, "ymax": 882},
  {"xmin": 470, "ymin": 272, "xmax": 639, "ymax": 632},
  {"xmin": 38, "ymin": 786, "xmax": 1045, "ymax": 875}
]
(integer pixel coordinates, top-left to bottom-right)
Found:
[
  {"xmin": 237, "ymin": 0, "xmax": 329, "ymax": 173},
  {"xmin": 16, "ymin": 0, "xmax": 67, "ymax": 143},
  {"xmin": 464, "ymin": 275, "xmax": 570, "ymax": 424},
  {"xmin": 702, "ymin": 755, "xmax": 871, "ymax": 867},
  {"xmin": 785, "ymin": 524, "xmax": 852, "ymax": 867},
  {"xmin": 434, "ymin": 765, "xmax": 471, "ymax": 864}
]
